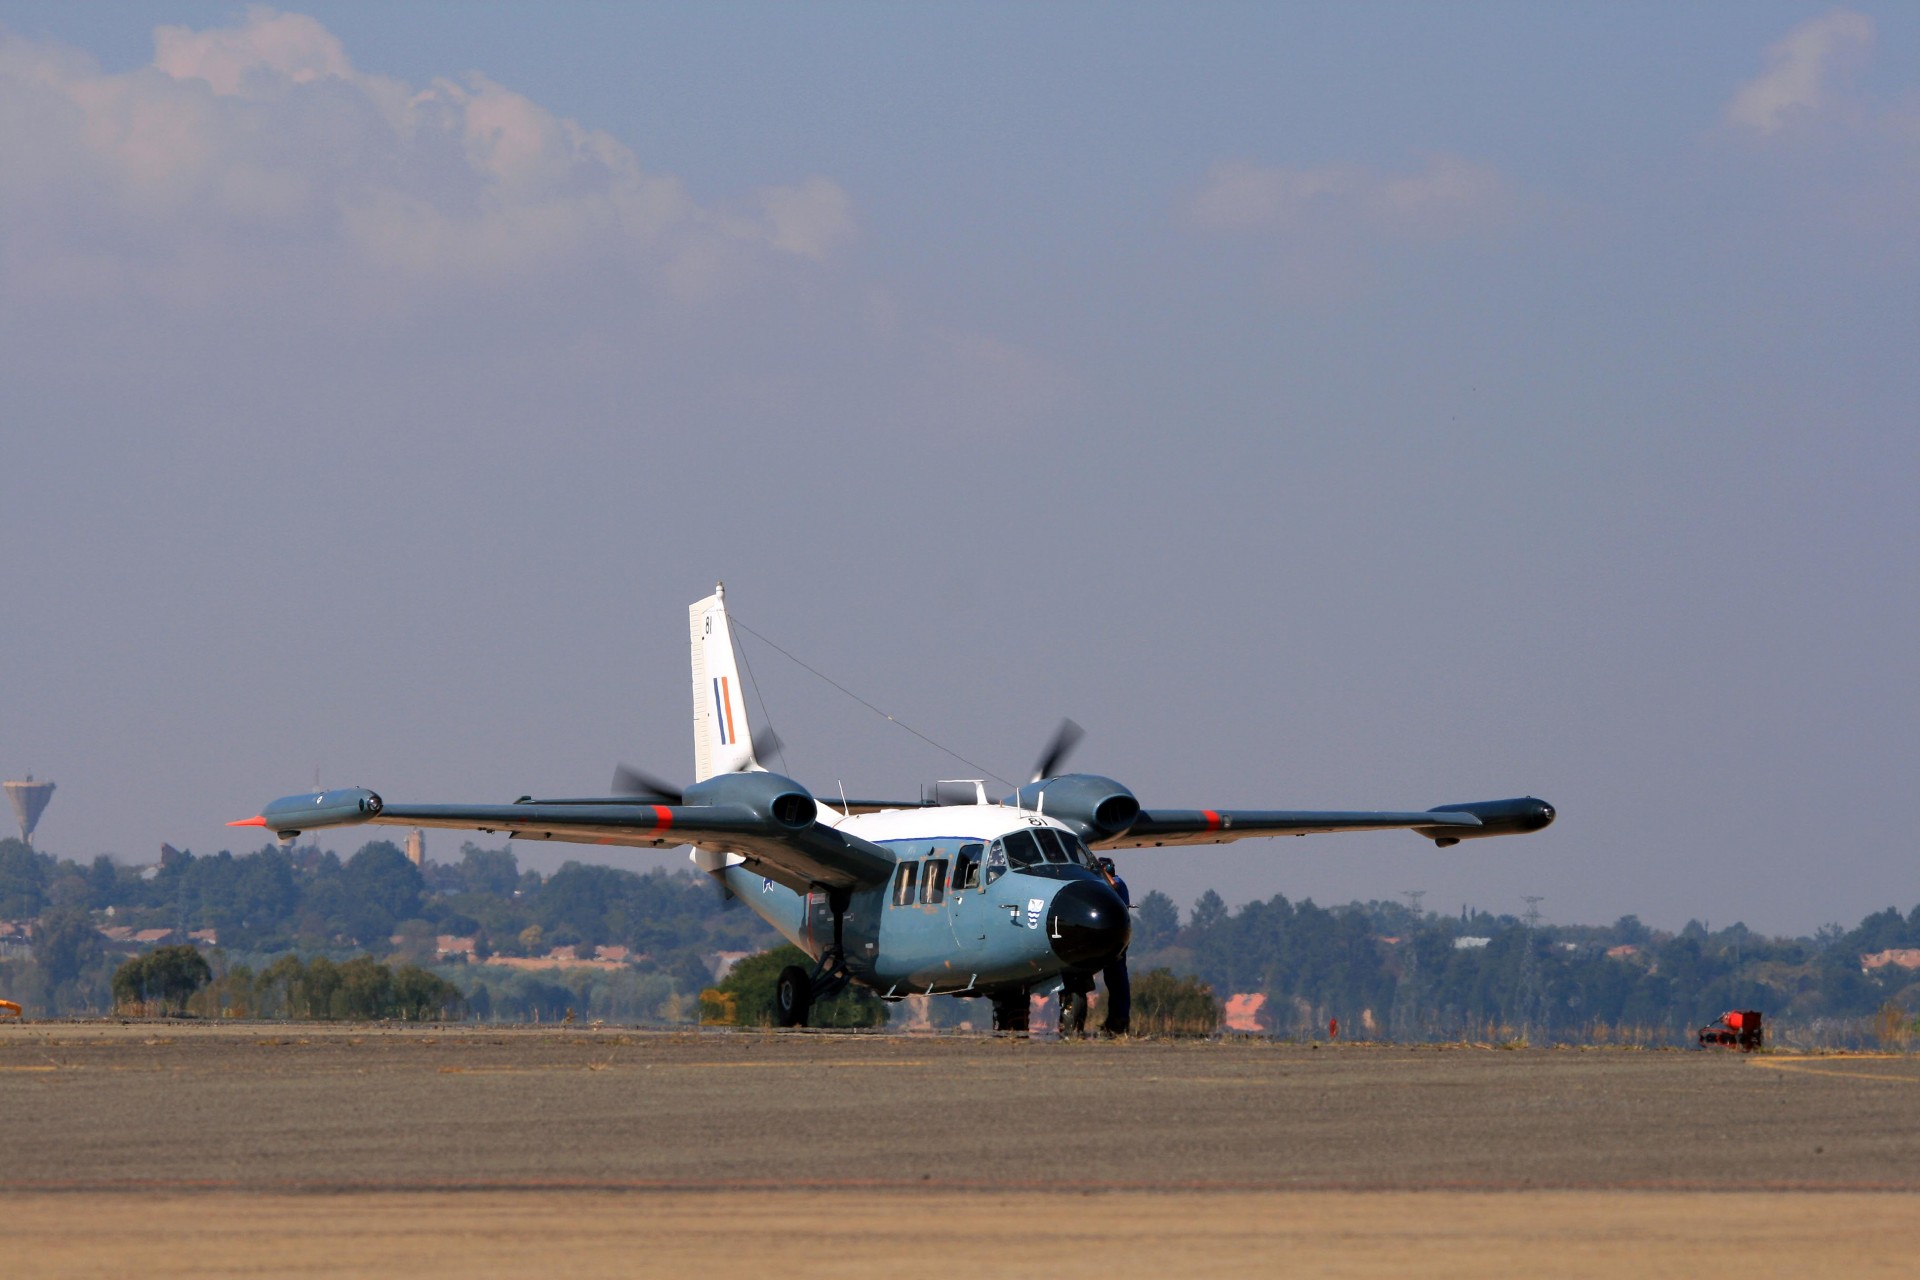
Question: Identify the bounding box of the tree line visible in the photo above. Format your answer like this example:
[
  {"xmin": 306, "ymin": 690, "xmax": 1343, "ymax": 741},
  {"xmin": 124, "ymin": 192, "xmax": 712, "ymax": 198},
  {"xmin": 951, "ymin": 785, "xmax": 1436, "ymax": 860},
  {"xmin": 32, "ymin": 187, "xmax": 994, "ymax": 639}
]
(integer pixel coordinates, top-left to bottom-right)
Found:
[{"xmin": 4, "ymin": 834, "xmax": 1920, "ymax": 1038}]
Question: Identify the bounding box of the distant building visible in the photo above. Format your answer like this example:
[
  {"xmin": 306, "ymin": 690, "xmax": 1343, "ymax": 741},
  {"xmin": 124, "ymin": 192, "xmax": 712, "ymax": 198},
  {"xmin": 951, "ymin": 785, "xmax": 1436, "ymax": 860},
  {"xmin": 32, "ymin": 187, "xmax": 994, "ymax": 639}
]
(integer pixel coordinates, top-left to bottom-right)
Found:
[
  {"xmin": 405, "ymin": 828, "xmax": 426, "ymax": 867},
  {"xmin": 1224, "ymin": 992, "xmax": 1270, "ymax": 1033},
  {"xmin": 1453, "ymin": 936, "xmax": 1492, "ymax": 949}
]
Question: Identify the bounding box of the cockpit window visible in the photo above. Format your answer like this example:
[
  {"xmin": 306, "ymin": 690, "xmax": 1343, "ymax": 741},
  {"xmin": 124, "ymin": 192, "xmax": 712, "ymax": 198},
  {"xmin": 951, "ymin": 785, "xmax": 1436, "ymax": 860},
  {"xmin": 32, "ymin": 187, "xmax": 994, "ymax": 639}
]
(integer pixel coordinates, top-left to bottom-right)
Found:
[
  {"xmin": 984, "ymin": 840, "xmax": 1007, "ymax": 885},
  {"xmin": 1033, "ymin": 828, "xmax": 1072, "ymax": 864},
  {"xmin": 1003, "ymin": 829, "xmax": 1042, "ymax": 870},
  {"xmin": 1057, "ymin": 831, "xmax": 1093, "ymax": 866}
]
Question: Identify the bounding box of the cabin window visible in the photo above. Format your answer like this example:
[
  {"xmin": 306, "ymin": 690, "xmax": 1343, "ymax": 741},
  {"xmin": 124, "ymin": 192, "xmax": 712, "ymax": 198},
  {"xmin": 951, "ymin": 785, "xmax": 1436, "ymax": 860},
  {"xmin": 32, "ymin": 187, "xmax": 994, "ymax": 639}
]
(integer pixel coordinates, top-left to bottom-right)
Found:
[
  {"xmin": 892, "ymin": 861, "xmax": 919, "ymax": 906},
  {"xmin": 1003, "ymin": 828, "xmax": 1042, "ymax": 870},
  {"xmin": 921, "ymin": 859, "xmax": 948, "ymax": 904},
  {"xmin": 1033, "ymin": 828, "xmax": 1072, "ymax": 864},
  {"xmin": 984, "ymin": 840, "xmax": 1007, "ymax": 885},
  {"xmin": 953, "ymin": 843, "xmax": 983, "ymax": 890}
]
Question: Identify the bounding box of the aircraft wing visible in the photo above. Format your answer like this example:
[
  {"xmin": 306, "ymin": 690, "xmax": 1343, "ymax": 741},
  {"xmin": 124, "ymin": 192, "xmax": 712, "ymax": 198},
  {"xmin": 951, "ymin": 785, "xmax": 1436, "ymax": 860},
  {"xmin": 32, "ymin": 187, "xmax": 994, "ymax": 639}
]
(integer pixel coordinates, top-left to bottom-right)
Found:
[
  {"xmin": 1093, "ymin": 797, "xmax": 1555, "ymax": 850},
  {"xmin": 229, "ymin": 787, "xmax": 896, "ymax": 893}
]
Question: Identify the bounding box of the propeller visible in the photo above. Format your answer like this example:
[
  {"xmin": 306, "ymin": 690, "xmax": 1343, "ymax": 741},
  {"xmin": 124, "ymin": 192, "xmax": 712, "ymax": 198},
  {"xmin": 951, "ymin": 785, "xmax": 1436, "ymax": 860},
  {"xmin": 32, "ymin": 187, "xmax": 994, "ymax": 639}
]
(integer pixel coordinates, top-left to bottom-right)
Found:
[
  {"xmin": 749, "ymin": 726, "xmax": 784, "ymax": 769},
  {"xmin": 611, "ymin": 728, "xmax": 784, "ymax": 805},
  {"xmin": 1030, "ymin": 718, "xmax": 1085, "ymax": 784},
  {"xmin": 611, "ymin": 764, "xmax": 682, "ymax": 805}
]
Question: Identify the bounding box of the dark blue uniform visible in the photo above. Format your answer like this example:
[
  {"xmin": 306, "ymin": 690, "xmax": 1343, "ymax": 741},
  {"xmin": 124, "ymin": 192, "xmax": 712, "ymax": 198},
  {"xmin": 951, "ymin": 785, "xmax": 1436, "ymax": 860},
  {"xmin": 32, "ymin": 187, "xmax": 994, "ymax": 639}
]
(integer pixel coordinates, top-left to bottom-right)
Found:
[{"xmin": 1101, "ymin": 870, "xmax": 1131, "ymax": 1035}]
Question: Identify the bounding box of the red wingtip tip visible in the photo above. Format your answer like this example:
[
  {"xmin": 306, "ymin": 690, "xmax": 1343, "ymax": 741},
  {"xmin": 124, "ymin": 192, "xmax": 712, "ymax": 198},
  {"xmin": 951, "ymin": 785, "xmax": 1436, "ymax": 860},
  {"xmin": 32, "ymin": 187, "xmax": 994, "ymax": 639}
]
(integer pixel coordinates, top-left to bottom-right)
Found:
[{"xmin": 227, "ymin": 816, "xmax": 268, "ymax": 828}]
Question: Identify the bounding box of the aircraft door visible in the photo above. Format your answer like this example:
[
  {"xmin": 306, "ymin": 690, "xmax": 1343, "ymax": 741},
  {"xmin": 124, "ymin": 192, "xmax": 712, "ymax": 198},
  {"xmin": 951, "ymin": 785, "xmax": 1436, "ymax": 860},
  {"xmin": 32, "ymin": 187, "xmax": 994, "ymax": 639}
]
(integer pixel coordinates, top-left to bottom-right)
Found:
[{"xmin": 946, "ymin": 842, "xmax": 988, "ymax": 951}]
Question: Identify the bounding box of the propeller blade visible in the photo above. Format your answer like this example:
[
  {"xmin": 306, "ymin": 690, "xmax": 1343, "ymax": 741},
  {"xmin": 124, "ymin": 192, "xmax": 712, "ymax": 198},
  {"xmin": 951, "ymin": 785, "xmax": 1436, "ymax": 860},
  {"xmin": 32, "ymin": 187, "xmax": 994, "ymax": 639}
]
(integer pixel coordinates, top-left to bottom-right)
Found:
[
  {"xmin": 748, "ymin": 726, "xmax": 783, "ymax": 768},
  {"xmin": 1030, "ymin": 718, "xmax": 1085, "ymax": 783},
  {"xmin": 611, "ymin": 764, "xmax": 682, "ymax": 805}
]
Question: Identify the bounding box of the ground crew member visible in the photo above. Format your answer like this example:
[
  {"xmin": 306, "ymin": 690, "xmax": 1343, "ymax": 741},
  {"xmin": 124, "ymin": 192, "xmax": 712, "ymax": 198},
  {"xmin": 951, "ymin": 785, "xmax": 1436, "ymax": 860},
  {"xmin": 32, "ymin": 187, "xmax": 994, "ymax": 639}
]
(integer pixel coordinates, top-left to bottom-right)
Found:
[{"xmin": 1097, "ymin": 857, "xmax": 1131, "ymax": 1035}]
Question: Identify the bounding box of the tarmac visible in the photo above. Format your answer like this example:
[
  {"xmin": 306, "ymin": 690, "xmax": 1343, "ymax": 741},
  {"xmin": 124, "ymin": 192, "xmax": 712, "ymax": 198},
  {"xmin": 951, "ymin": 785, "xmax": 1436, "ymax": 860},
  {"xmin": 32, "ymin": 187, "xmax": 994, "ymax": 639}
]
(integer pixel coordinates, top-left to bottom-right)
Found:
[{"xmin": 6, "ymin": 1023, "xmax": 1920, "ymax": 1275}]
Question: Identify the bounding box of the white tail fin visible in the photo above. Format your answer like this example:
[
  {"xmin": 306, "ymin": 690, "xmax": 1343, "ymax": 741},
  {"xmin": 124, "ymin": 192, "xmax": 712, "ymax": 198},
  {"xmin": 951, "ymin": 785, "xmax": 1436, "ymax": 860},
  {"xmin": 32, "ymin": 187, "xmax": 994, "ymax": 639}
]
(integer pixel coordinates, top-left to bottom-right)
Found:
[{"xmin": 690, "ymin": 583, "xmax": 759, "ymax": 781}]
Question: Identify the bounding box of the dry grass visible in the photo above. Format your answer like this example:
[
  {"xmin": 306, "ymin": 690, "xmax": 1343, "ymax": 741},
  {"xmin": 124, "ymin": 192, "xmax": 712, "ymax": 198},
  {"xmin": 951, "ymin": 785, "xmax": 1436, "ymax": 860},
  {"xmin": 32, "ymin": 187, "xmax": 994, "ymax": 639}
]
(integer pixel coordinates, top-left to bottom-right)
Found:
[{"xmin": 11, "ymin": 1190, "xmax": 1920, "ymax": 1279}]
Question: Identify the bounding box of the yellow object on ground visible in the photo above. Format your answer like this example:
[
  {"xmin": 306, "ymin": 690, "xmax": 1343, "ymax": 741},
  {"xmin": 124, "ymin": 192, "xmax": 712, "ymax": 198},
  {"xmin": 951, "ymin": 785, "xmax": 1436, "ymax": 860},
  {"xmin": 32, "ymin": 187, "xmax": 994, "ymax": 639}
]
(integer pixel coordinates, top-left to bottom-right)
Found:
[{"xmin": 0, "ymin": 999, "xmax": 22, "ymax": 1019}]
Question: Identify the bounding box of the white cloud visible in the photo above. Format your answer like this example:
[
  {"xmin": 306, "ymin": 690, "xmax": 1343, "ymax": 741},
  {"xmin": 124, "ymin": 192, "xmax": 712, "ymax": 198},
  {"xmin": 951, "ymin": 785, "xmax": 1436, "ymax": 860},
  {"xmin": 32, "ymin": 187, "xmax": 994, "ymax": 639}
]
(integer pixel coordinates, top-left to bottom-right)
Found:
[
  {"xmin": 1715, "ymin": 9, "xmax": 1920, "ymax": 246},
  {"xmin": 1725, "ymin": 9, "xmax": 1875, "ymax": 135},
  {"xmin": 0, "ymin": 8, "xmax": 855, "ymax": 309},
  {"xmin": 152, "ymin": 7, "xmax": 351, "ymax": 96},
  {"xmin": 1189, "ymin": 154, "xmax": 1517, "ymax": 243}
]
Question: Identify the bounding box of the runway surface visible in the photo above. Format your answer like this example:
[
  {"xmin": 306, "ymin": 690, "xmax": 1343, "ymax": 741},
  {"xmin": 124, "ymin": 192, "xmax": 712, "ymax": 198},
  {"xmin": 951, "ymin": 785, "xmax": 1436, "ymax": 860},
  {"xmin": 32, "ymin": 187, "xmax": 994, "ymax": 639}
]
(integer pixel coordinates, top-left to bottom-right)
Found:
[{"xmin": 6, "ymin": 1024, "xmax": 1919, "ymax": 1275}]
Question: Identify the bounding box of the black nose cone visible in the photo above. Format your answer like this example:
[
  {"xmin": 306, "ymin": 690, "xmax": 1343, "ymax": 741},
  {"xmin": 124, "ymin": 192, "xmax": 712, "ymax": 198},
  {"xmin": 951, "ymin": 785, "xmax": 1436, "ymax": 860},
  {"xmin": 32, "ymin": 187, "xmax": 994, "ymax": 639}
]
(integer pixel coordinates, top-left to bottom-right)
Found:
[{"xmin": 1048, "ymin": 880, "xmax": 1131, "ymax": 970}]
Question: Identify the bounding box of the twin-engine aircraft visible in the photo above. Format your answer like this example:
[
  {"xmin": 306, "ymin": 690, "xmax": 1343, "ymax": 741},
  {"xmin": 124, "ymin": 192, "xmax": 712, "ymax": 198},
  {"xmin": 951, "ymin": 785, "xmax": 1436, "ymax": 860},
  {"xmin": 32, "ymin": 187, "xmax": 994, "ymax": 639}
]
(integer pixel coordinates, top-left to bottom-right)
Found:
[{"xmin": 233, "ymin": 585, "xmax": 1554, "ymax": 1034}]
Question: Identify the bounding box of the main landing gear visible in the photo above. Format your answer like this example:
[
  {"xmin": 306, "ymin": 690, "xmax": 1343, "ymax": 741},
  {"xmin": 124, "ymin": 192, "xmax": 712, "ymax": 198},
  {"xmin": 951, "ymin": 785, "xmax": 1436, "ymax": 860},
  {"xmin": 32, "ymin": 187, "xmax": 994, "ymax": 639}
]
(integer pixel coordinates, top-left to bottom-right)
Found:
[
  {"xmin": 990, "ymin": 989, "xmax": 1030, "ymax": 1035},
  {"xmin": 775, "ymin": 888, "xmax": 852, "ymax": 1029}
]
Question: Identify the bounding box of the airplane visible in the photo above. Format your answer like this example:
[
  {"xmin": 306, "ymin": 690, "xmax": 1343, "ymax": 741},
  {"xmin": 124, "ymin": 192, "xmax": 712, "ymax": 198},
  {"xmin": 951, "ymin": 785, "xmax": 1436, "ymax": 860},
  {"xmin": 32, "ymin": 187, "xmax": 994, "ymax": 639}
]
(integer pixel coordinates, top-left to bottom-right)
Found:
[{"xmin": 232, "ymin": 584, "xmax": 1555, "ymax": 1035}]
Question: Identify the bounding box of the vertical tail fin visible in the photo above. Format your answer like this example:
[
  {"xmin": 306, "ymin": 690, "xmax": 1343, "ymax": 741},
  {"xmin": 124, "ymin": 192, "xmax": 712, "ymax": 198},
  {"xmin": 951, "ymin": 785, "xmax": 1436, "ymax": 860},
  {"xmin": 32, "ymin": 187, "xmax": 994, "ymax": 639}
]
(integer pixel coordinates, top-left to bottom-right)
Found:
[{"xmin": 690, "ymin": 583, "xmax": 759, "ymax": 781}]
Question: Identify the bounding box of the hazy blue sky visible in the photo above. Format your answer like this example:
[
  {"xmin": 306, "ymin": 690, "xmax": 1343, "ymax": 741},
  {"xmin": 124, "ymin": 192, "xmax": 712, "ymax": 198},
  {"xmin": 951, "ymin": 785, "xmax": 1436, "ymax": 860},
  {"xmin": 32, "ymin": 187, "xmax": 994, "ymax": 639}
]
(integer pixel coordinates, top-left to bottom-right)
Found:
[{"xmin": 2, "ymin": 4, "xmax": 1914, "ymax": 933}]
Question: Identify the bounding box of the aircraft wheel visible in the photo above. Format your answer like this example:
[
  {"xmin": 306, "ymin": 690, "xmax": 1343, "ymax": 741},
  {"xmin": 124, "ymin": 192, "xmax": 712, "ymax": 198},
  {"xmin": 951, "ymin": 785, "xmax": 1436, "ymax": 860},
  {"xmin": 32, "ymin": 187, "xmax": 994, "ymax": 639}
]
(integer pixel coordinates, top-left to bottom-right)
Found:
[
  {"xmin": 991, "ymin": 991, "xmax": 1030, "ymax": 1035},
  {"xmin": 1059, "ymin": 990, "xmax": 1088, "ymax": 1038},
  {"xmin": 775, "ymin": 965, "xmax": 812, "ymax": 1028}
]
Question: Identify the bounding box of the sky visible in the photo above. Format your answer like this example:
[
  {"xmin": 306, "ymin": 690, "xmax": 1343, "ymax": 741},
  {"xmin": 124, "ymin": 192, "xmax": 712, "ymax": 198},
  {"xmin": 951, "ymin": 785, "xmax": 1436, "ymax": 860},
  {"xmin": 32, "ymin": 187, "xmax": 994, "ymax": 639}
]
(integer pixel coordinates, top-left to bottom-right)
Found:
[{"xmin": 1, "ymin": 3, "xmax": 1914, "ymax": 935}]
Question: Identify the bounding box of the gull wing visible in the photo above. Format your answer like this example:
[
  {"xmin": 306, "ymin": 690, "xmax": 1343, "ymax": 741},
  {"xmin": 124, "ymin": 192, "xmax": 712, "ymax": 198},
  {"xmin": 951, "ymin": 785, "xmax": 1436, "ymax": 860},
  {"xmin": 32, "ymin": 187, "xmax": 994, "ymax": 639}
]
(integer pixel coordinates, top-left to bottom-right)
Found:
[
  {"xmin": 230, "ymin": 787, "xmax": 895, "ymax": 893},
  {"xmin": 1094, "ymin": 797, "xmax": 1555, "ymax": 850}
]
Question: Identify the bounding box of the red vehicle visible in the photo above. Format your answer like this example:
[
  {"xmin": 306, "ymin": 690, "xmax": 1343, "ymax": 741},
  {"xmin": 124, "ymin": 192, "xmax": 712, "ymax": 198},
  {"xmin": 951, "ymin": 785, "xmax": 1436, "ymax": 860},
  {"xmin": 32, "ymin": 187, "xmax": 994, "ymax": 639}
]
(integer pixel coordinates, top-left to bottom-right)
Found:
[{"xmin": 1698, "ymin": 1009, "xmax": 1763, "ymax": 1051}]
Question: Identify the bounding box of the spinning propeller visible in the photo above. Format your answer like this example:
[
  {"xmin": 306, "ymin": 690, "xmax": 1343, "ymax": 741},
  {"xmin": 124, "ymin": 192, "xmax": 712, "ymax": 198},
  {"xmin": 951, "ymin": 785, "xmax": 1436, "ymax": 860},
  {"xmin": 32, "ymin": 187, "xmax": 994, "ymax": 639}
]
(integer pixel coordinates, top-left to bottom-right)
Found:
[
  {"xmin": 1029, "ymin": 718, "xmax": 1085, "ymax": 784},
  {"xmin": 610, "ymin": 730, "xmax": 784, "ymax": 805}
]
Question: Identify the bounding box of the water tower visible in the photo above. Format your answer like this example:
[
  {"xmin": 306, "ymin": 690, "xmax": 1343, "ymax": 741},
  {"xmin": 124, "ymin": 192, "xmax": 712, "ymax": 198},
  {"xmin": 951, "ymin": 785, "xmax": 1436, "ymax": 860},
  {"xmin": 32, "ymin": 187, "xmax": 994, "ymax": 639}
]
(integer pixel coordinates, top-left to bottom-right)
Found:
[{"xmin": 4, "ymin": 775, "xmax": 55, "ymax": 848}]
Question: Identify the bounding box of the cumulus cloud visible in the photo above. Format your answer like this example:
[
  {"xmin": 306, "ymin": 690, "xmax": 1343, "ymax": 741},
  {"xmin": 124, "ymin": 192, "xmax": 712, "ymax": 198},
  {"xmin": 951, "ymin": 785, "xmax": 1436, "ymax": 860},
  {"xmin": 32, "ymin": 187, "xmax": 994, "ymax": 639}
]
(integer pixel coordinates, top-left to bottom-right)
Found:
[
  {"xmin": 0, "ymin": 7, "xmax": 855, "ymax": 308},
  {"xmin": 1190, "ymin": 154, "xmax": 1518, "ymax": 243},
  {"xmin": 1185, "ymin": 153, "xmax": 1522, "ymax": 301},
  {"xmin": 1725, "ymin": 9, "xmax": 1875, "ymax": 135},
  {"xmin": 1716, "ymin": 9, "xmax": 1920, "ymax": 245}
]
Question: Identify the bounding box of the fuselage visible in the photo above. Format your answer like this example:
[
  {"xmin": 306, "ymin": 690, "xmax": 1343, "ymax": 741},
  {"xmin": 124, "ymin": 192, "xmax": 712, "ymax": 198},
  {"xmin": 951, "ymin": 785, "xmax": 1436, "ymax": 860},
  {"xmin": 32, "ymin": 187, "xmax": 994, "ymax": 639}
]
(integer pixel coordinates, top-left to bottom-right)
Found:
[{"xmin": 719, "ymin": 801, "xmax": 1130, "ymax": 998}]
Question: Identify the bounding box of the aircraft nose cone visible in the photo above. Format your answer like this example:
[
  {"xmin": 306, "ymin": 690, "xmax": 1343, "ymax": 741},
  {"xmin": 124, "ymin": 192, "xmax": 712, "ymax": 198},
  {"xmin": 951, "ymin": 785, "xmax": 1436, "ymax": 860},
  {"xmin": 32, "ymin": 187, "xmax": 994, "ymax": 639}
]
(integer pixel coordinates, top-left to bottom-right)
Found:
[
  {"xmin": 1530, "ymin": 799, "xmax": 1557, "ymax": 830},
  {"xmin": 1048, "ymin": 880, "xmax": 1131, "ymax": 970}
]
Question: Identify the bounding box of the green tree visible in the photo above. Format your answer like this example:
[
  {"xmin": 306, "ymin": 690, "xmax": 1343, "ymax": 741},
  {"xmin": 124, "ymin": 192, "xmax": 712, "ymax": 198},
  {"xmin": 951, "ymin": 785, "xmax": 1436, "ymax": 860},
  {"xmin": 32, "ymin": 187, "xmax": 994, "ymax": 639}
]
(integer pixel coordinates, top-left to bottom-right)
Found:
[
  {"xmin": 0, "ymin": 839, "xmax": 48, "ymax": 918},
  {"xmin": 336, "ymin": 955, "xmax": 394, "ymax": 1018},
  {"xmin": 87, "ymin": 855, "xmax": 119, "ymax": 908},
  {"xmin": 302, "ymin": 955, "xmax": 342, "ymax": 1018},
  {"xmin": 709, "ymin": 945, "xmax": 887, "ymax": 1028},
  {"xmin": 459, "ymin": 844, "xmax": 520, "ymax": 896},
  {"xmin": 256, "ymin": 954, "xmax": 307, "ymax": 1017},
  {"xmin": 112, "ymin": 945, "xmax": 212, "ymax": 1015},
  {"xmin": 33, "ymin": 909, "xmax": 103, "ymax": 989},
  {"xmin": 1132, "ymin": 968, "xmax": 1220, "ymax": 1037},
  {"xmin": 1133, "ymin": 891, "xmax": 1180, "ymax": 951},
  {"xmin": 340, "ymin": 842, "xmax": 425, "ymax": 945},
  {"xmin": 1190, "ymin": 889, "xmax": 1228, "ymax": 932},
  {"xmin": 391, "ymin": 965, "xmax": 463, "ymax": 1020}
]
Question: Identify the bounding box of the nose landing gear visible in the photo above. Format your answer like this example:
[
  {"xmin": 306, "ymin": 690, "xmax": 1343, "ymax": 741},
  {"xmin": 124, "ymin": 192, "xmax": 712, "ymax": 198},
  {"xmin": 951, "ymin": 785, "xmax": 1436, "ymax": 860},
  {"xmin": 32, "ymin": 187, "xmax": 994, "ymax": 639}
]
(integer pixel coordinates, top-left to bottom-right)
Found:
[{"xmin": 1058, "ymin": 988, "xmax": 1089, "ymax": 1038}]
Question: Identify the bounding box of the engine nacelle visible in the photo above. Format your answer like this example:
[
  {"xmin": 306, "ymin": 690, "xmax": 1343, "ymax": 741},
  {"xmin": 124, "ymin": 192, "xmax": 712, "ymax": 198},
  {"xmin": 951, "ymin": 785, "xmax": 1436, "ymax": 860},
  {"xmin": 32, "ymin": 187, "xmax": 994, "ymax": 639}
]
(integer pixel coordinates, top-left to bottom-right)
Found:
[
  {"xmin": 1006, "ymin": 774, "xmax": 1141, "ymax": 842},
  {"xmin": 1418, "ymin": 796, "xmax": 1556, "ymax": 846},
  {"xmin": 258, "ymin": 787, "xmax": 384, "ymax": 838},
  {"xmin": 682, "ymin": 770, "xmax": 818, "ymax": 830}
]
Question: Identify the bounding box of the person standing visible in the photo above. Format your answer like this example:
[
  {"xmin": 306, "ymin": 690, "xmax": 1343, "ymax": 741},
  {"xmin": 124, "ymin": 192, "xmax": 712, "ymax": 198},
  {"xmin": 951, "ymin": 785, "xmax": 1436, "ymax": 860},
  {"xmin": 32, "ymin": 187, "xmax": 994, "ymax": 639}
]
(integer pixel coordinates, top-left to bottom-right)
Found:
[{"xmin": 1097, "ymin": 857, "xmax": 1132, "ymax": 1035}]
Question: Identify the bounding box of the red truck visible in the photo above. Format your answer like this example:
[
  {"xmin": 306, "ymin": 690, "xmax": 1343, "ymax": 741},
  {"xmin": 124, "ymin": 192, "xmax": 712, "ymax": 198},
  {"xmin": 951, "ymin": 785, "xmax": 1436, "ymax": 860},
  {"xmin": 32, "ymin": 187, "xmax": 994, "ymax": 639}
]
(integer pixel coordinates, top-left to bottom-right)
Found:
[{"xmin": 1697, "ymin": 1009, "xmax": 1764, "ymax": 1051}]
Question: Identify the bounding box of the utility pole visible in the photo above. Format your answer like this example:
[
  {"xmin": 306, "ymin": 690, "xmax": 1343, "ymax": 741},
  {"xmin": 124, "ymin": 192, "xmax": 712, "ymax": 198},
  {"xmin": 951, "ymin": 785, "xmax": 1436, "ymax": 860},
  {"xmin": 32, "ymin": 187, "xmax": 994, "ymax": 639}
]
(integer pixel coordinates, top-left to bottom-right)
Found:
[
  {"xmin": 1516, "ymin": 896, "xmax": 1545, "ymax": 1042},
  {"xmin": 1393, "ymin": 890, "xmax": 1427, "ymax": 1043}
]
